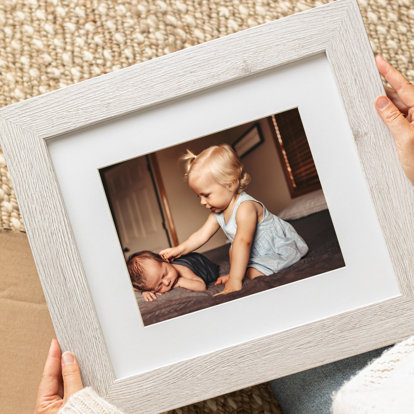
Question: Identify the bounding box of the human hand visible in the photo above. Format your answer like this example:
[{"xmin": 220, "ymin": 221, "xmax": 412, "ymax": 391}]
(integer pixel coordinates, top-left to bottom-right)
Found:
[
  {"xmin": 142, "ymin": 291, "xmax": 160, "ymax": 301},
  {"xmin": 159, "ymin": 246, "xmax": 183, "ymax": 261},
  {"xmin": 375, "ymin": 55, "xmax": 414, "ymax": 184},
  {"xmin": 214, "ymin": 274, "xmax": 230, "ymax": 285},
  {"xmin": 214, "ymin": 277, "xmax": 242, "ymax": 296},
  {"xmin": 34, "ymin": 339, "xmax": 83, "ymax": 414}
]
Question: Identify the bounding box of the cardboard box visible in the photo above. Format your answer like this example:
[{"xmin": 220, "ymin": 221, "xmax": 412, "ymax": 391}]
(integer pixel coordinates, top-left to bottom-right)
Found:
[{"xmin": 0, "ymin": 231, "xmax": 55, "ymax": 414}]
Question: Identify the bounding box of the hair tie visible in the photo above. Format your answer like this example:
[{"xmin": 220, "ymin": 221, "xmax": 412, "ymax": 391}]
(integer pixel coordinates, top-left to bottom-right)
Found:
[
  {"xmin": 183, "ymin": 149, "xmax": 198, "ymax": 176},
  {"xmin": 186, "ymin": 149, "xmax": 197, "ymax": 161}
]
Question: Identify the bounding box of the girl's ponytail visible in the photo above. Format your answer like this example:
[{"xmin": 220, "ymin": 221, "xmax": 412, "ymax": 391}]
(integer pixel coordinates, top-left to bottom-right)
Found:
[
  {"xmin": 182, "ymin": 149, "xmax": 197, "ymax": 177},
  {"xmin": 181, "ymin": 144, "xmax": 250, "ymax": 193},
  {"xmin": 238, "ymin": 168, "xmax": 251, "ymax": 193}
]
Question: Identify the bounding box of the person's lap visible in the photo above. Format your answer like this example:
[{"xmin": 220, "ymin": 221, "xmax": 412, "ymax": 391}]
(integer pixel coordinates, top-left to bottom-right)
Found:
[{"xmin": 269, "ymin": 347, "xmax": 388, "ymax": 414}]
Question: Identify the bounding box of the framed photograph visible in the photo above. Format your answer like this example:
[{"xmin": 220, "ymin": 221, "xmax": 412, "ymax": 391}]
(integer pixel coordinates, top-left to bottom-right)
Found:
[
  {"xmin": 1, "ymin": 1, "xmax": 414, "ymax": 413},
  {"xmin": 100, "ymin": 110, "xmax": 344, "ymax": 327},
  {"xmin": 232, "ymin": 123, "xmax": 264, "ymax": 158}
]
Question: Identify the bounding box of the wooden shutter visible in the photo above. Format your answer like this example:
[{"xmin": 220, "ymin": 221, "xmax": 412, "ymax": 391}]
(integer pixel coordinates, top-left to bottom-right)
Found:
[{"xmin": 269, "ymin": 108, "xmax": 321, "ymax": 197}]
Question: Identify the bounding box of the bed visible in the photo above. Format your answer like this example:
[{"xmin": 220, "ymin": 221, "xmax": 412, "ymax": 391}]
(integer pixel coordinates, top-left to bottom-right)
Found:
[{"xmin": 135, "ymin": 190, "xmax": 345, "ymax": 326}]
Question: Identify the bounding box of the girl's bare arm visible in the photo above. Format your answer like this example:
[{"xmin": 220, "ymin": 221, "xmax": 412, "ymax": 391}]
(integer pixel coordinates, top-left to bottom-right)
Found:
[
  {"xmin": 215, "ymin": 201, "xmax": 258, "ymax": 295},
  {"xmin": 160, "ymin": 213, "xmax": 220, "ymax": 259}
]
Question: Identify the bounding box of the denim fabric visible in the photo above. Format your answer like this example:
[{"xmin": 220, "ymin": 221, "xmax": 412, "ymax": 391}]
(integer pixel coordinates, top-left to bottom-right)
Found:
[{"xmin": 269, "ymin": 347, "xmax": 389, "ymax": 414}]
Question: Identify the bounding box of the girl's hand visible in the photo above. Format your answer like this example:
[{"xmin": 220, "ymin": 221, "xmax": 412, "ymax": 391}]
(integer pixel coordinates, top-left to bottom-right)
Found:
[
  {"xmin": 159, "ymin": 246, "xmax": 183, "ymax": 261},
  {"xmin": 214, "ymin": 274, "xmax": 229, "ymax": 285},
  {"xmin": 34, "ymin": 339, "xmax": 84, "ymax": 414},
  {"xmin": 214, "ymin": 278, "xmax": 242, "ymax": 296},
  {"xmin": 375, "ymin": 55, "xmax": 414, "ymax": 184}
]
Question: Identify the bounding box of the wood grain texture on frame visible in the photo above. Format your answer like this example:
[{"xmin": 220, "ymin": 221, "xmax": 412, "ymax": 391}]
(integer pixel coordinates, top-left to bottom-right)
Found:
[{"xmin": 1, "ymin": 1, "xmax": 414, "ymax": 413}]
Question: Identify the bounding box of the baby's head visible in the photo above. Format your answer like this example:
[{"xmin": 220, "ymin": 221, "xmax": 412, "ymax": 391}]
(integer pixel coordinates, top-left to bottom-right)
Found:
[
  {"xmin": 183, "ymin": 145, "xmax": 250, "ymax": 212},
  {"xmin": 127, "ymin": 251, "xmax": 178, "ymax": 294}
]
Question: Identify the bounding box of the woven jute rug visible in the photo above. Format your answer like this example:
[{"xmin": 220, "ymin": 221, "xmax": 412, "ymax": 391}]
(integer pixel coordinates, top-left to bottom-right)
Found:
[{"xmin": 0, "ymin": 1, "xmax": 413, "ymax": 412}]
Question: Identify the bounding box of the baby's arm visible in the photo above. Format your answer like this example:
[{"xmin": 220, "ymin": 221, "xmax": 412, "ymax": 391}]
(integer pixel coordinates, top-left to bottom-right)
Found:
[
  {"xmin": 215, "ymin": 201, "xmax": 258, "ymax": 295},
  {"xmin": 173, "ymin": 264, "xmax": 206, "ymax": 292},
  {"xmin": 160, "ymin": 213, "xmax": 220, "ymax": 260}
]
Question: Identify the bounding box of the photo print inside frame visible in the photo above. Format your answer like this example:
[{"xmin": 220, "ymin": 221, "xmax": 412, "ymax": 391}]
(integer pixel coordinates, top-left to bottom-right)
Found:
[{"xmin": 100, "ymin": 108, "xmax": 345, "ymax": 326}]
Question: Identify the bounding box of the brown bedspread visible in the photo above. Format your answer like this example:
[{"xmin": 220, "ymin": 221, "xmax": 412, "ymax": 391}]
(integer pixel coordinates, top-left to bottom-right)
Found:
[{"xmin": 136, "ymin": 209, "xmax": 344, "ymax": 326}]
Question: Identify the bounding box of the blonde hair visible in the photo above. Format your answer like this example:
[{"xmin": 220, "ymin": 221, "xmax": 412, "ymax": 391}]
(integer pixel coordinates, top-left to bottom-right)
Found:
[{"xmin": 182, "ymin": 144, "xmax": 250, "ymax": 193}]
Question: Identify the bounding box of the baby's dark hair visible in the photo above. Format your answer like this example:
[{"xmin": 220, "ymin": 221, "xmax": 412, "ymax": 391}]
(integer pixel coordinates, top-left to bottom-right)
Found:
[{"xmin": 127, "ymin": 250, "xmax": 165, "ymax": 291}]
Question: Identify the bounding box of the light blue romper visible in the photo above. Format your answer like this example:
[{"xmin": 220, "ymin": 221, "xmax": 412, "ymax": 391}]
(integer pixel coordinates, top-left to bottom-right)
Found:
[{"xmin": 214, "ymin": 192, "xmax": 309, "ymax": 275}]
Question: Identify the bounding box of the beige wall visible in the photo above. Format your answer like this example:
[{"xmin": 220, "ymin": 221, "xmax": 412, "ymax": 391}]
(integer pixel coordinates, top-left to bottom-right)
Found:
[
  {"xmin": 156, "ymin": 131, "xmax": 230, "ymax": 252},
  {"xmin": 156, "ymin": 117, "xmax": 296, "ymax": 252},
  {"xmin": 223, "ymin": 118, "xmax": 293, "ymax": 214}
]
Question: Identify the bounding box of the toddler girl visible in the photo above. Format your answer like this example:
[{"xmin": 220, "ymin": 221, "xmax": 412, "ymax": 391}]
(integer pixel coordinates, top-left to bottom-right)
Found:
[{"xmin": 160, "ymin": 144, "xmax": 309, "ymax": 295}]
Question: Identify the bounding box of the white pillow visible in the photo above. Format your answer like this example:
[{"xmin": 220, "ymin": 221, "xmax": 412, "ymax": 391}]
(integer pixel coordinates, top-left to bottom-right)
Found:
[{"xmin": 277, "ymin": 189, "xmax": 328, "ymax": 220}]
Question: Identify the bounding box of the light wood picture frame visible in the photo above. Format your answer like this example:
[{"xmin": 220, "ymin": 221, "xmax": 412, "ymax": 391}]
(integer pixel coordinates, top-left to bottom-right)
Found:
[{"xmin": 1, "ymin": 1, "xmax": 414, "ymax": 412}]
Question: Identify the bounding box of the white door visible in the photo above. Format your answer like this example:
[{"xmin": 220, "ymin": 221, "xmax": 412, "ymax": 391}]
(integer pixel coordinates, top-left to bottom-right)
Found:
[{"xmin": 103, "ymin": 156, "xmax": 170, "ymax": 259}]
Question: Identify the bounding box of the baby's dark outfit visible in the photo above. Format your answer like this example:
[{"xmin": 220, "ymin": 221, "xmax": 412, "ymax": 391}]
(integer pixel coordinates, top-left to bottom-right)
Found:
[{"xmin": 173, "ymin": 253, "xmax": 219, "ymax": 286}]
